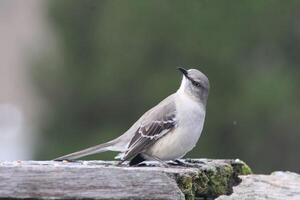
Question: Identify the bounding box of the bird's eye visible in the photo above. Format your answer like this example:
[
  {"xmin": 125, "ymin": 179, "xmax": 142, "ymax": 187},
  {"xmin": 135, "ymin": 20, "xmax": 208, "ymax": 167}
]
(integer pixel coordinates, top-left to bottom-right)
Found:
[{"xmin": 192, "ymin": 80, "xmax": 201, "ymax": 87}]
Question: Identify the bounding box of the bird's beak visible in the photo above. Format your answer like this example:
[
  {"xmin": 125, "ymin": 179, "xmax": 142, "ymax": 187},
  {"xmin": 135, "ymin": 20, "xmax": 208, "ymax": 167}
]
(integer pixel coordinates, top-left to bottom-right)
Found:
[{"xmin": 177, "ymin": 67, "xmax": 188, "ymax": 77}]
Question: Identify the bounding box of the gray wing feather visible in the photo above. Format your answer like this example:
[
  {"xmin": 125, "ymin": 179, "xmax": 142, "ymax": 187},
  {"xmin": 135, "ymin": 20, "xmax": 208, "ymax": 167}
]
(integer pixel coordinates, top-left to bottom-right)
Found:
[{"xmin": 122, "ymin": 95, "xmax": 177, "ymax": 161}]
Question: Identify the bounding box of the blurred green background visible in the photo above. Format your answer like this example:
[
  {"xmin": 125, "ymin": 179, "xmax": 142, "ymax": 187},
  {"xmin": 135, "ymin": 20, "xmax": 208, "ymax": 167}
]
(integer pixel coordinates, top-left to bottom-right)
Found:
[{"xmin": 33, "ymin": 0, "xmax": 300, "ymax": 173}]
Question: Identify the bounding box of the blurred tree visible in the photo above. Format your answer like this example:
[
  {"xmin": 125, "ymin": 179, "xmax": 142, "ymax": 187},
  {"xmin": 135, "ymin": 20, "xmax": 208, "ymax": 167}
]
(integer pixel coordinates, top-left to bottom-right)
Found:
[{"xmin": 34, "ymin": 0, "xmax": 300, "ymax": 173}]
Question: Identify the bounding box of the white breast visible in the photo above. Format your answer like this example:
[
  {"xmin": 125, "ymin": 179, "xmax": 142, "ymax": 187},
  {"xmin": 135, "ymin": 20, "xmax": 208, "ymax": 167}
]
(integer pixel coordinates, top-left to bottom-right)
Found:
[{"xmin": 147, "ymin": 93, "xmax": 206, "ymax": 160}]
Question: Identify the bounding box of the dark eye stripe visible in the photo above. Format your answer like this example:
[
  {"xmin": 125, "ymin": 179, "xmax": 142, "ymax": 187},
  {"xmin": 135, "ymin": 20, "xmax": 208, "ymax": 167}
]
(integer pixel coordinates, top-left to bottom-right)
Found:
[
  {"xmin": 192, "ymin": 80, "xmax": 201, "ymax": 87},
  {"xmin": 186, "ymin": 75, "xmax": 203, "ymax": 88}
]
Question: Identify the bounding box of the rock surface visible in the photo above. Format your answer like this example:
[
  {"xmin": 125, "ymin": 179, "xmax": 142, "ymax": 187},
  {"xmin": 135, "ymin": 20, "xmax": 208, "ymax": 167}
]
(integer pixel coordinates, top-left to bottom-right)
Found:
[
  {"xmin": 0, "ymin": 159, "xmax": 251, "ymax": 199},
  {"xmin": 217, "ymin": 171, "xmax": 300, "ymax": 200},
  {"xmin": 3, "ymin": 159, "xmax": 299, "ymax": 199}
]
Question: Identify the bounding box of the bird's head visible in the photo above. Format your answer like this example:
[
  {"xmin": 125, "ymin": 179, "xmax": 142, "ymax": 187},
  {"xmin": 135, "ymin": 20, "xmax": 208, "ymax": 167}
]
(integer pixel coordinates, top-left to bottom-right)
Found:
[{"xmin": 177, "ymin": 67, "xmax": 210, "ymax": 105}]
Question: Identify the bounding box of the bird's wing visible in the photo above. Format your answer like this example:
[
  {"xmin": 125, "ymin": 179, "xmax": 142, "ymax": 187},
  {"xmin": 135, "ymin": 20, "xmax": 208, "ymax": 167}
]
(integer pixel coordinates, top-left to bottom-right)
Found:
[{"xmin": 122, "ymin": 99, "xmax": 177, "ymax": 161}]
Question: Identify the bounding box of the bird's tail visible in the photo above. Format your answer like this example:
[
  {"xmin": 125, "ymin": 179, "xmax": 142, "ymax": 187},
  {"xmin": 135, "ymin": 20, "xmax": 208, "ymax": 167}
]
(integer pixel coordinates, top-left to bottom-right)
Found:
[{"xmin": 54, "ymin": 139, "xmax": 120, "ymax": 161}]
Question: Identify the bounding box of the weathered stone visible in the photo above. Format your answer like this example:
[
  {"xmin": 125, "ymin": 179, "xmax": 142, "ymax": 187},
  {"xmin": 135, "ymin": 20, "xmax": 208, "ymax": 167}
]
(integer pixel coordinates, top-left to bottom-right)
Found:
[
  {"xmin": 0, "ymin": 159, "xmax": 251, "ymax": 199},
  {"xmin": 217, "ymin": 171, "xmax": 300, "ymax": 200}
]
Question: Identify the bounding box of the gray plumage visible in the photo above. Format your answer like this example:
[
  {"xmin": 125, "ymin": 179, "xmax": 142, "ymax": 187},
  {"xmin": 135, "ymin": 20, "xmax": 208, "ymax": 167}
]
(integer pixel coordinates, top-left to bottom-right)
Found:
[{"xmin": 55, "ymin": 68, "xmax": 209, "ymax": 164}]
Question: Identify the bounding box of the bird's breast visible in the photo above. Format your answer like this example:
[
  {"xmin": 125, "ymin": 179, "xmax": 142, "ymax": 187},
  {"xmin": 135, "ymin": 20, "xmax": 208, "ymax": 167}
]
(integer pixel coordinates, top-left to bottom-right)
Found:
[
  {"xmin": 175, "ymin": 94, "xmax": 205, "ymax": 150},
  {"xmin": 147, "ymin": 94, "xmax": 206, "ymax": 160}
]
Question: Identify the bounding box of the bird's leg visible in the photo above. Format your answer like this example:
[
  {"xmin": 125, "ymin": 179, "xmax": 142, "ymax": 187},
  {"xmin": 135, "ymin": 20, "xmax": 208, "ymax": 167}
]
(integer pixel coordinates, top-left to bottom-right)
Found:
[
  {"xmin": 53, "ymin": 159, "xmax": 77, "ymax": 162},
  {"xmin": 173, "ymin": 159, "xmax": 197, "ymax": 167},
  {"xmin": 175, "ymin": 159, "xmax": 186, "ymax": 165},
  {"xmin": 166, "ymin": 160, "xmax": 180, "ymax": 165},
  {"xmin": 166, "ymin": 159, "xmax": 187, "ymax": 166},
  {"xmin": 141, "ymin": 153, "xmax": 169, "ymax": 168}
]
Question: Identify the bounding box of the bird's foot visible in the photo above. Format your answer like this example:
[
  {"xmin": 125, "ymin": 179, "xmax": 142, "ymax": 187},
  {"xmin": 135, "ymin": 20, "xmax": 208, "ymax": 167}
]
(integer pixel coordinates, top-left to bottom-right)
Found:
[
  {"xmin": 167, "ymin": 159, "xmax": 198, "ymax": 167},
  {"xmin": 134, "ymin": 160, "xmax": 169, "ymax": 168},
  {"xmin": 53, "ymin": 159, "xmax": 77, "ymax": 163}
]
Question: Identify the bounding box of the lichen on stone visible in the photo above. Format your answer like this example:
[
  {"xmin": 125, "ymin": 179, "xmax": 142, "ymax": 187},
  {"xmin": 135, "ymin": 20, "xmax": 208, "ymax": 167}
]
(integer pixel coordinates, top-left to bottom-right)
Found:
[
  {"xmin": 203, "ymin": 165, "xmax": 234, "ymax": 197},
  {"xmin": 192, "ymin": 171, "xmax": 209, "ymax": 195},
  {"xmin": 175, "ymin": 159, "xmax": 253, "ymax": 200},
  {"xmin": 176, "ymin": 174, "xmax": 194, "ymax": 200},
  {"xmin": 231, "ymin": 159, "xmax": 253, "ymax": 175}
]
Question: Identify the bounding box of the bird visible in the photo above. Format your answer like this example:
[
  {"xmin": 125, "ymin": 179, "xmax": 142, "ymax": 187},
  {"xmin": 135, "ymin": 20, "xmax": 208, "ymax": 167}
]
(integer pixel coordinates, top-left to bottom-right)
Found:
[{"xmin": 55, "ymin": 68, "xmax": 210, "ymax": 166}]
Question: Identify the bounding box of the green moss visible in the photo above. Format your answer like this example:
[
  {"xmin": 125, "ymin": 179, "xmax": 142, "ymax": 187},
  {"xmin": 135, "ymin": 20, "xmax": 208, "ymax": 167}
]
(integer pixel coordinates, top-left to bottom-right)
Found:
[
  {"xmin": 231, "ymin": 160, "xmax": 253, "ymax": 175},
  {"xmin": 175, "ymin": 160, "xmax": 253, "ymax": 199},
  {"xmin": 176, "ymin": 174, "xmax": 194, "ymax": 200},
  {"xmin": 192, "ymin": 171, "xmax": 209, "ymax": 195},
  {"xmin": 176, "ymin": 166, "xmax": 233, "ymax": 199},
  {"xmin": 240, "ymin": 163, "xmax": 252, "ymax": 175},
  {"xmin": 203, "ymin": 165, "xmax": 234, "ymax": 197}
]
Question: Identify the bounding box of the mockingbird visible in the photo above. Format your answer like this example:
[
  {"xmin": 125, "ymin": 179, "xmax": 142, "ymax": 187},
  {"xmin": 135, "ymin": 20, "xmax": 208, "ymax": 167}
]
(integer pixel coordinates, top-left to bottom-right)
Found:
[{"xmin": 55, "ymin": 68, "xmax": 209, "ymax": 166}]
